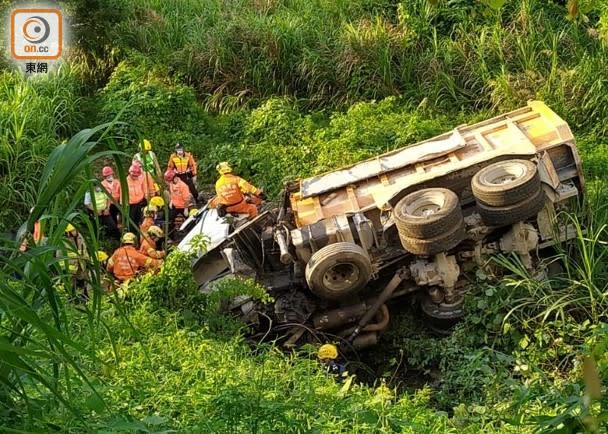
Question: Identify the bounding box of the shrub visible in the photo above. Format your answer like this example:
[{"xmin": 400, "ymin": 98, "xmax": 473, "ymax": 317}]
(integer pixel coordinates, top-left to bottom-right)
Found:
[{"xmin": 96, "ymin": 58, "xmax": 210, "ymax": 169}]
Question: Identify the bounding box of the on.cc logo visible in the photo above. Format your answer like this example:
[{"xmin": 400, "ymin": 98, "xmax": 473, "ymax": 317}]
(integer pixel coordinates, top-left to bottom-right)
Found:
[
  {"xmin": 22, "ymin": 16, "xmax": 51, "ymax": 44},
  {"xmin": 11, "ymin": 8, "xmax": 62, "ymax": 60}
]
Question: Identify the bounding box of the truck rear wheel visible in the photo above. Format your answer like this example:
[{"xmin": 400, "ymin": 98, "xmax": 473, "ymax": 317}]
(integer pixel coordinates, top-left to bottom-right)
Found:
[
  {"xmin": 420, "ymin": 292, "xmax": 465, "ymax": 333},
  {"xmin": 394, "ymin": 188, "xmax": 463, "ymax": 239},
  {"xmin": 398, "ymin": 220, "xmax": 466, "ymax": 256},
  {"xmin": 471, "ymin": 159, "xmax": 540, "ymax": 207},
  {"xmin": 477, "ymin": 188, "xmax": 546, "ymax": 226},
  {"xmin": 305, "ymin": 242, "xmax": 372, "ymax": 300}
]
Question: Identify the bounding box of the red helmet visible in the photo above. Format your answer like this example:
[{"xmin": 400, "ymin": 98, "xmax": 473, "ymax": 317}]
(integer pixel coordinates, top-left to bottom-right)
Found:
[
  {"xmin": 164, "ymin": 169, "xmax": 176, "ymax": 182},
  {"xmin": 102, "ymin": 166, "xmax": 114, "ymax": 177},
  {"xmin": 129, "ymin": 164, "xmax": 142, "ymax": 176}
]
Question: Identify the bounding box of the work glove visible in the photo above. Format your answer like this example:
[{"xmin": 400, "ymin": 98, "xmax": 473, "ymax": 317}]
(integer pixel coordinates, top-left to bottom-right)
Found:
[{"xmin": 217, "ymin": 204, "xmax": 227, "ymax": 218}]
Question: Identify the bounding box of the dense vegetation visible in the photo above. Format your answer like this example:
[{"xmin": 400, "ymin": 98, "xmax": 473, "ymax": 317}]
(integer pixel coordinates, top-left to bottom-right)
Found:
[{"xmin": 1, "ymin": 0, "xmax": 608, "ymax": 431}]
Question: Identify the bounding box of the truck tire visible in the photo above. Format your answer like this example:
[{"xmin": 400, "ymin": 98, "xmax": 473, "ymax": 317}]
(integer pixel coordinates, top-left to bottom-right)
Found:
[
  {"xmin": 394, "ymin": 188, "xmax": 463, "ymax": 239},
  {"xmin": 420, "ymin": 292, "xmax": 465, "ymax": 333},
  {"xmin": 477, "ymin": 188, "xmax": 546, "ymax": 226},
  {"xmin": 305, "ymin": 242, "xmax": 373, "ymax": 300},
  {"xmin": 471, "ymin": 159, "xmax": 540, "ymax": 207},
  {"xmin": 399, "ymin": 220, "xmax": 466, "ymax": 256}
]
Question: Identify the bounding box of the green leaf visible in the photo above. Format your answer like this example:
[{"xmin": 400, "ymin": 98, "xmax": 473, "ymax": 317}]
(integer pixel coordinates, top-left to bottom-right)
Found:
[
  {"xmin": 484, "ymin": 0, "xmax": 507, "ymax": 9},
  {"xmin": 85, "ymin": 393, "xmax": 105, "ymax": 413},
  {"xmin": 144, "ymin": 415, "xmax": 169, "ymax": 426}
]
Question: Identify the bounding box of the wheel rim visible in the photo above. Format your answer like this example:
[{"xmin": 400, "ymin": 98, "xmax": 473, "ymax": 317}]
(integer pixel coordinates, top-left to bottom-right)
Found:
[
  {"xmin": 404, "ymin": 191, "xmax": 446, "ymax": 217},
  {"xmin": 322, "ymin": 263, "xmax": 361, "ymax": 292},
  {"xmin": 479, "ymin": 162, "xmax": 527, "ymax": 186}
]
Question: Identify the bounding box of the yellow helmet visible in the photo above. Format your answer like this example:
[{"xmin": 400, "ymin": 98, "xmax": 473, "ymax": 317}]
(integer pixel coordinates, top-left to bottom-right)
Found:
[
  {"xmin": 318, "ymin": 344, "xmax": 338, "ymax": 360},
  {"xmin": 65, "ymin": 223, "xmax": 76, "ymax": 233},
  {"xmin": 149, "ymin": 196, "xmax": 165, "ymax": 208},
  {"xmin": 143, "ymin": 205, "xmax": 157, "ymax": 216},
  {"xmin": 121, "ymin": 232, "xmax": 137, "ymax": 245},
  {"xmin": 141, "ymin": 139, "xmax": 152, "ymax": 151},
  {"xmin": 216, "ymin": 161, "xmax": 232, "ymax": 175},
  {"xmin": 96, "ymin": 251, "xmax": 109, "ymax": 262},
  {"xmin": 147, "ymin": 225, "xmax": 164, "ymax": 238}
]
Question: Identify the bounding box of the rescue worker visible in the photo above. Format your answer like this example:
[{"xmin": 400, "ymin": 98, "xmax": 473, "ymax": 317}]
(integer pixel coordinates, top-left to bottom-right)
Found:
[
  {"xmin": 317, "ymin": 344, "xmax": 348, "ymax": 382},
  {"xmin": 208, "ymin": 162, "xmax": 266, "ymax": 218},
  {"xmin": 106, "ymin": 232, "xmax": 161, "ymax": 282},
  {"xmin": 126, "ymin": 163, "xmax": 155, "ymax": 229},
  {"xmin": 133, "ymin": 139, "xmax": 162, "ymax": 180},
  {"xmin": 164, "ymin": 169, "xmax": 193, "ymax": 238},
  {"xmin": 140, "ymin": 205, "xmax": 157, "ymax": 235},
  {"xmin": 132, "ymin": 159, "xmax": 160, "ymax": 197},
  {"xmin": 139, "ymin": 225, "xmax": 166, "ymax": 259},
  {"xmin": 84, "ymin": 182, "xmax": 119, "ymax": 240},
  {"xmin": 58, "ymin": 223, "xmax": 90, "ymax": 301},
  {"xmin": 149, "ymin": 196, "xmax": 166, "ymax": 228},
  {"xmin": 167, "ymin": 142, "xmax": 198, "ymax": 198},
  {"xmin": 101, "ymin": 166, "xmax": 122, "ymax": 228}
]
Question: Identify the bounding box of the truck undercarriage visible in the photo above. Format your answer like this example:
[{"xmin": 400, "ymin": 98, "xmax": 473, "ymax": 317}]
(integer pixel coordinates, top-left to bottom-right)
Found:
[{"xmin": 179, "ymin": 101, "xmax": 584, "ymax": 350}]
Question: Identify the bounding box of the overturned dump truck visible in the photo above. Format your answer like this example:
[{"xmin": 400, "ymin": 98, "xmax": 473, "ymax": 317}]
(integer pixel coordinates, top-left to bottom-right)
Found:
[{"xmin": 179, "ymin": 101, "xmax": 584, "ymax": 350}]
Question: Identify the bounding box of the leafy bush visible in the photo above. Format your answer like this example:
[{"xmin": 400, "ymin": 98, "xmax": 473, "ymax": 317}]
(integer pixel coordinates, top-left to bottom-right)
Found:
[
  {"xmin": 204, "ymin": 96, "xmax": 463, "ymax": 197},
  {"xmin": 96, "ymin": 58, "xmax": 210, "ymax": 168},
  {"xmin": 132, "ymin": 250, "xmax": 201, "ymax": 320}
]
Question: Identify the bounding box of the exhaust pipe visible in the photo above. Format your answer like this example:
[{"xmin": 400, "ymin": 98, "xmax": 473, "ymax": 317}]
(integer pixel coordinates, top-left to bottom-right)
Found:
[
  {"xmin": 274, "ymin": 226, "xmax": 294, "ymax": 264},
  {"xmin": 313, "ymin": 303, "xmax": 368, "ymax": 330}
]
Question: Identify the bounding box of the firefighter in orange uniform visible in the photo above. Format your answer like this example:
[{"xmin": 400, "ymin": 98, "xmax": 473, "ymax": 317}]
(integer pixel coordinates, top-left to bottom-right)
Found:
[
  {"xmin": 126, "ymin": 163, "xmax": 156, "ymax": 229},
  {"xmin": 140, "ymin": 205, "xmax": 157, "ymax": 235},
  {"xmin": 164, "ymin": 169, "xmax": 193, "ymax": 237},
  {"xmin": 139, "ymin": 226, "xmax": 166, "ymax": 259},
  {"xmin": 166, "ymin": 142, "xmax": 198, "ymax": 198},
  {"xmin": 106, "ymin": 232, "xmax": 161, "ymax": 282},
  {"xmin": 208, "ymin": 162, "xmax": 266, "ymax": 218}
]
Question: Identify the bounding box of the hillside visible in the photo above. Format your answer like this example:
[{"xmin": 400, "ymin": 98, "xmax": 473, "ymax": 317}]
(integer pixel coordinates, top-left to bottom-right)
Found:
[{"xmin": 1, "ymin": 0, "xmax": 608, "ymax": 432}]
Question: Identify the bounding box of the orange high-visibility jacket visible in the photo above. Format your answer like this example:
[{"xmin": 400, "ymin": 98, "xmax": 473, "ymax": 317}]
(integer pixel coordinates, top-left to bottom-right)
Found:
[
  {"xmin": 169, "ymin": 178, "xmax": 192, "ymax": 209},
  {"xmin": 140, "ymin": 217, "xmax": 154, "ymax": 235},
  {"xmin": 167, "ymin": 152, "xmax": 196, "ymax": 175},
  {"xmin": 139, "ymin": 236, "xmax": 165, "ymax": 259},
  {"xmin": 126, "ymin": 174, "xmax": 156, "ymax": 204},
  {"xmin": 106, "ymin": 245, "xmax": 159, "ymax": 281},
  {"xmin": 102, "ymin": 178, "xmax": 121, "ymax": 203},
  {"xmin": 215, "ymin": 173, "xmax": 259, "ymax": 206}
]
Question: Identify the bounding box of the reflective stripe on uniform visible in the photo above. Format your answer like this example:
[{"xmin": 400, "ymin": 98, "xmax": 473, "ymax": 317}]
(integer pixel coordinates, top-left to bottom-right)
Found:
[
  {"xmin": 168, "ymin": 152, "xmax": 196, "ymax": 175},
  {"xmin": 215, "ymin": 174, "xmax": 244, "ymax": 205}
]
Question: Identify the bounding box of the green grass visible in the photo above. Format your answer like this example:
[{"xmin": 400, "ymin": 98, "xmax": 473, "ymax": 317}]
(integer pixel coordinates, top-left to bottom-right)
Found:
[
  {"xmin": 1, "ymin": 0, "xmax": 608, "ymax": 431},
  {"xmin": 80, "ymin": 0, "xmax": 605, "ymax": 128}
]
